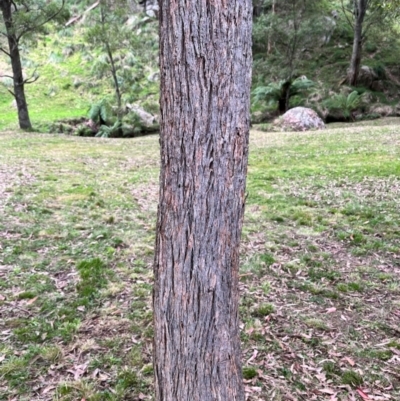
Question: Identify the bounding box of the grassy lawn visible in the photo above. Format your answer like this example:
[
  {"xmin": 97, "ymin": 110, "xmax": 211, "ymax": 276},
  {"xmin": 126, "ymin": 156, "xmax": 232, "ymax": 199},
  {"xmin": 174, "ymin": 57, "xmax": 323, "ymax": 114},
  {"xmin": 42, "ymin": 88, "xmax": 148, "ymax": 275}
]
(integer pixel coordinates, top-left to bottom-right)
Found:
[
  {"xmin": 0, "ymin": 51, "xmax": 90, "ymax": 132},
  {"xmin": 0, "ymin": 119, "xmax": 399, "ymax": 400}
]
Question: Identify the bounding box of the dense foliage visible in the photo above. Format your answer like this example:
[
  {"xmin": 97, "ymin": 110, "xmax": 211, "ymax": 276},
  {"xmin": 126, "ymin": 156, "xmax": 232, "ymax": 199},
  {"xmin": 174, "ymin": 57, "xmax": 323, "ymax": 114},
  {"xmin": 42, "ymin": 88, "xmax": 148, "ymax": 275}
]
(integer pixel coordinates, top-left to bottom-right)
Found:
[{"xmin": 0, "ymin": 0, "xmax": 399, "ymax": 131}]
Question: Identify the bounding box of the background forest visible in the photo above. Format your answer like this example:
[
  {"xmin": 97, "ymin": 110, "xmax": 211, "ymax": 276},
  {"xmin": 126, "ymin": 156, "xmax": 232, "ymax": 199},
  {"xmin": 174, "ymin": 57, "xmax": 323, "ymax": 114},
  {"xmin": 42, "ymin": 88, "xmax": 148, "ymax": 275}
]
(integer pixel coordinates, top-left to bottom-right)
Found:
[{"xmin": 1, "ymin": 0, "xmax": 400, "ymax": 133}]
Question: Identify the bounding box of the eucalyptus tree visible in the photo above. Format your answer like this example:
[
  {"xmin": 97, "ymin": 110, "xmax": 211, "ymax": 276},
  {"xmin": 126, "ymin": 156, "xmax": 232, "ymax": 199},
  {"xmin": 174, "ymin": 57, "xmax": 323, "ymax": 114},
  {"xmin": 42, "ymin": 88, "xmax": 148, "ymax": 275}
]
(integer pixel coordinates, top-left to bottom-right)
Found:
[
  {"xmin": 341, "ymin": 0, "xmax": 394, "ymax": 85},
  {"xmin": 153, "ymin": 0, "xmax": 252, "ymax": 399},
  {"xmin": 343, "ymin": 0, "xmax": 370, "ymax": 85},
  {"xmin": 0, "ymin": 0, "xmax": 68, "ymax": 130}
]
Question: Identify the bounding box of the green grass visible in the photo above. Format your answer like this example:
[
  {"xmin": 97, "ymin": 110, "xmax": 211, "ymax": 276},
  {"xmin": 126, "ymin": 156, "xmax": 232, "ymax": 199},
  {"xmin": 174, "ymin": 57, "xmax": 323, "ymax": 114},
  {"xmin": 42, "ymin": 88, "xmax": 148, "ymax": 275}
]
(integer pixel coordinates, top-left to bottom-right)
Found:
[
  {"xmin": 0, "ymin": 47, "xmax": 90, "ymax": 131},
  {"xmin": 0, "ymin": 119, "xmax": 400, "ymax": 400},
  {"xmin": 0, "ymin": 26, "xmax": 159, "ymax": 132}
]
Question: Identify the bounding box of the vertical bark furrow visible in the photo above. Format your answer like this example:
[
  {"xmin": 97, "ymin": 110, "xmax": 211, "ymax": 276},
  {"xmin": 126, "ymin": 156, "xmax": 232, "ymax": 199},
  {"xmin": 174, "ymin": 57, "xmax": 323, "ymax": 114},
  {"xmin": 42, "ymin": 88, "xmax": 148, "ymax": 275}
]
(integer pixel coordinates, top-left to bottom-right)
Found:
[{"xmin": 154, "ymin": 1, "xmax": 252, "ymax": 400}]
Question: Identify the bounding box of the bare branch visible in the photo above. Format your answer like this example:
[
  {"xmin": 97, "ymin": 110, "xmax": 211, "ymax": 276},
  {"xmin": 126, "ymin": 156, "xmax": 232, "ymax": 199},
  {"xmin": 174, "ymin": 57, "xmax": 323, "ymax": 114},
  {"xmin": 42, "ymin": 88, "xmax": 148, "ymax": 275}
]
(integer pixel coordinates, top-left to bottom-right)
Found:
[
  {"xmin": 10, "ymin": 0, "xmax": 18, "ymax": 12},
  {"xmin": 6, "ymin": 88, "xmax": 15, "ymax": 98},
  {"xmin": 363, "ymin": 7, "xmax": 387, "ymax": 36},
  {"xmin": 24, "ymin": 71, "xmax": 39, "ymax": 85},
  {"xmin": 340, "ymin": 0, "xmax": 354, "ymax": 29},
  {"xmin": 0, "ymin": 73, "xmax": 14, "ymax": 80},
  {"xmin": 0, "ymin": 46, "xmax": 11, "ymax": 58}
]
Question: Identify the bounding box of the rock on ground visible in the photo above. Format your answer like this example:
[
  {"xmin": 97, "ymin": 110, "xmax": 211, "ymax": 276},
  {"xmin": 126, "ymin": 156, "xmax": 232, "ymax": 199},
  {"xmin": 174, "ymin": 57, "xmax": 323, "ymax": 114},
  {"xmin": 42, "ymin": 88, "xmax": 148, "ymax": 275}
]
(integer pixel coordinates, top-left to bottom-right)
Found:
[
  {"xmin": 126, "ymin": 104, "xmax": 159, "ymax": 127},
  {"xmin": 275, "ymin": 107, "xmax": 325, "ymax": 132}
]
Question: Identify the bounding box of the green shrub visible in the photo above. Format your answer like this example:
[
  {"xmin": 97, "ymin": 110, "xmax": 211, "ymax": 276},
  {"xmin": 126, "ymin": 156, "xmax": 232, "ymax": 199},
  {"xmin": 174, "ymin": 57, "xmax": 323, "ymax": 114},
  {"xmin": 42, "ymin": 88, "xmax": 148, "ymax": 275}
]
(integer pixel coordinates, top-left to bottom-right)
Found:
[
  {"xmin": 76, "ymin": 125, "xmax": 95, "ymax": 137},
  {"xmin": 324, "ymin": 90, "xmax": 362, "ymax": 121},
  {"xmin": 89, "ymin": 99, "xmax": 114, "ymax": 125},
  {"xmin": 95, "ymin": 120, "xmax": 123, "ymax": 138}
]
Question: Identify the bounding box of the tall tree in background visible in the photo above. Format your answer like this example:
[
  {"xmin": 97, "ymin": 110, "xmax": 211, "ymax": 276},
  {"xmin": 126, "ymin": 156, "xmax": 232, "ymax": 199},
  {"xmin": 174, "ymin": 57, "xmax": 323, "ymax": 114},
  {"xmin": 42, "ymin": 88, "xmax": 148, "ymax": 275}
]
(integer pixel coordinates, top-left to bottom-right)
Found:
[
  {"xmin": 153, "ymin": 1, "xmax": 252, "ymax": 400},
  {"xmin": 343, "ymin": 0, "xmax": 390, "ymax": 85},
  {"xmin": 0, "ymin": 0, "xmax": 67, "ymax": 130},
  {"xmin": 346, "ymin": 0, "xmax": 369, "ymax": 85},
  {"xmin": 85, "ymin": 0, "xmax": 124, "ymax": 110}
]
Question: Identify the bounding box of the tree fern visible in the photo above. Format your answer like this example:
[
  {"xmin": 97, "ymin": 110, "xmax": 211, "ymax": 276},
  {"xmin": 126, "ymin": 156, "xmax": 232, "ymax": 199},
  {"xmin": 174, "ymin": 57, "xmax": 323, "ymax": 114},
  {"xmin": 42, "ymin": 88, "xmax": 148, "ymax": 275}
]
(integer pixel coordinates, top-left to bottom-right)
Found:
[
  {"xmin": 88, "ymin": 99, "xmax": 113, "ymax": 125},
  {"xmin": 252, "ymin": 77, "xmax": 315, "ymax": 113},
  {"xmin": 252, "ymin": 81, "xmax": 283, "ymax": 106},
  {"xmin": 95, "ymin": 120, "xmax": 122, "ymax": 138},
  {"xmin": 324, "ymin": 91, "xmax": 362, "ymax": 121},
  {"xmin": 289, "ymin": 78, "xmax": 315, "ymax": 96}
]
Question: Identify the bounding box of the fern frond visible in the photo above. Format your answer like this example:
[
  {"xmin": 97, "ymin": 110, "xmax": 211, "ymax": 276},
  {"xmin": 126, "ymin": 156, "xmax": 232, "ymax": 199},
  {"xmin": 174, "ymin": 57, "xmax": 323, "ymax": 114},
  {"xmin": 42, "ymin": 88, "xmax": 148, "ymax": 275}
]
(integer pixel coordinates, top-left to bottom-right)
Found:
[
  {"xmin": 88, "ymin": 103, "xmax": 101, "ymax": 122},
  {"xmin": 346, "ymin": 91, "xmax": 361, "ymax": 110},
  {"xmin": 290, "ymin": 78, "xmax": 315, "ymax": 96}
]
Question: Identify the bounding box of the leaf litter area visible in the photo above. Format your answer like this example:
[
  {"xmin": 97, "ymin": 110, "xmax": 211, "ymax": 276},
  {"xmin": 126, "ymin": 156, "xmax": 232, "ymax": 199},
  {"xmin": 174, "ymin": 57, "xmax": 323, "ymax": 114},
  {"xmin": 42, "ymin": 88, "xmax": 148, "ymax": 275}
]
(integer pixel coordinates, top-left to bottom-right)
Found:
[{"xmin": 0, "ymin": 124, "xmax": 399, "ymax": 401}]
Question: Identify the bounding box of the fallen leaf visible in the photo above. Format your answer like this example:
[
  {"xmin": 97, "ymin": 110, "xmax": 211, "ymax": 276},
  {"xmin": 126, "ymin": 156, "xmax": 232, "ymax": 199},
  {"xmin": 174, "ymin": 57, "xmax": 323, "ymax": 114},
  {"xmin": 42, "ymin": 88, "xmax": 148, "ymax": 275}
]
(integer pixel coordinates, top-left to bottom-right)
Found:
[
  {"xmin": 344, "ymin": 357, "xmax": 355, "ymax": 366},
  {"xmin": 42, "ymin": 386, "xmax": 55, "ymax": 394},
  {"xmin": 98, "ymin": 373, "xmax": 109, "ymax": 381},
  {"xmin": 67, "ymin": 362, "xmax": 89, "ymax": 380},
  {"xmin": 26, "ymin": 296, "xmax": 38, "ymax": 305},
  {"xmin": 57, "ymin": 281, "xmax": 68, "ymax": 289},
  {"xmin": 319, "ymin": 388, "xmax": 336, "ymax": 394},
  {"xmin": 356, "ymin": 388, "xmax": 372, "ymax": 401},
  {"xmin": 246, "ymin": 349, "xmax": 258, "ymax": 364}
]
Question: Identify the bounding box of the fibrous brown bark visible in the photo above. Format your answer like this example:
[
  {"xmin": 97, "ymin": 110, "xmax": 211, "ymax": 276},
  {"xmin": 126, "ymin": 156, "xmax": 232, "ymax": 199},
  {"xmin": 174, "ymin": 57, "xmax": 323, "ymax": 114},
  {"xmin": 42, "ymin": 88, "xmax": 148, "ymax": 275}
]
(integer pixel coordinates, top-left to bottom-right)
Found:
[
  {"xmin": 0, "ymin": 0, "xmax": 32, "ymax": 130},
  {"xmin": 153, "ymin": 1, "xmax": 252, "ymax": 400},
  {"xmin": 348, "ymin": 0, "xmax": 368, "ymax": 86}
]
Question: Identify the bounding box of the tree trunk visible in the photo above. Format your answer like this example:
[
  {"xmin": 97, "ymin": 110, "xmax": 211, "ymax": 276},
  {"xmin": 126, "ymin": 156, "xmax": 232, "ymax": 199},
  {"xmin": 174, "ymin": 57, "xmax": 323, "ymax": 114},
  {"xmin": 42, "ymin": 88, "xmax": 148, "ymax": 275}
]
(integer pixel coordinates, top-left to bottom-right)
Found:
[
  {"xmin": 100, "ymin": 2, "xmax": 122, "ymax": 111},
  {"xmin": 267, "ymin": 0, "xmax": 276, "ymax": 54},
  {"xmin": 153, "ymin": 1, "xmax": 252, "ymax": 400},
  {"xmin": 348, "ymin": 0, "xmax": 367, "ymax": 86},
  {"xmin": 253, "ymin": 0, "xmax": 263, "ymax": 17},
  {"xmin": 278, "ymin": 98, "xmax": 286, "ymax": 114},
  {"xmin": 277, "ymin": 81, "xmax": 291, "ymax": 114},
  {"xmin": 107, "ymin": 43, "xmax": 122, "ymax": 110},
  {"xmin": 0, "ymin": 0, "xmax": 32, "ymax": 130}
]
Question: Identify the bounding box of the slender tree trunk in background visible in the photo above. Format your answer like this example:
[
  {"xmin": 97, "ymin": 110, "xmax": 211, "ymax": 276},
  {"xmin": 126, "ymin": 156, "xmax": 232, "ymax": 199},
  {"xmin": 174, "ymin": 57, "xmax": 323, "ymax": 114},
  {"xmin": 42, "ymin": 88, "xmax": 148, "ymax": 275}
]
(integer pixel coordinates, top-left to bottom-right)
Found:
[
  {"xmin": 277, "ymin": 81, "xmax": 291, "ymax": 114},
  {"xmin": 105, "ymin": 41, "xmax": 122, "ymax": 109},
  {"xmin": 268, "ymin": 0, "xmax": 276, "ymax": 54},
  {"xmin": 278, "ymin": 97, "xmax": 287, "ymax": 114},
  {"xmin": 348, "ymin": 0, "xmax": 367, "ymax": 86},
  {"xmin": 153, "ymin": 1, "xmax": 252, "ymax": 400},
  {"xmin": 0, "ymin": 0, "xmax": 32, "ymax": 130},
  {"xmin": 99, "ymin": 2, "xmax": 122, "ymax": 110}
]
